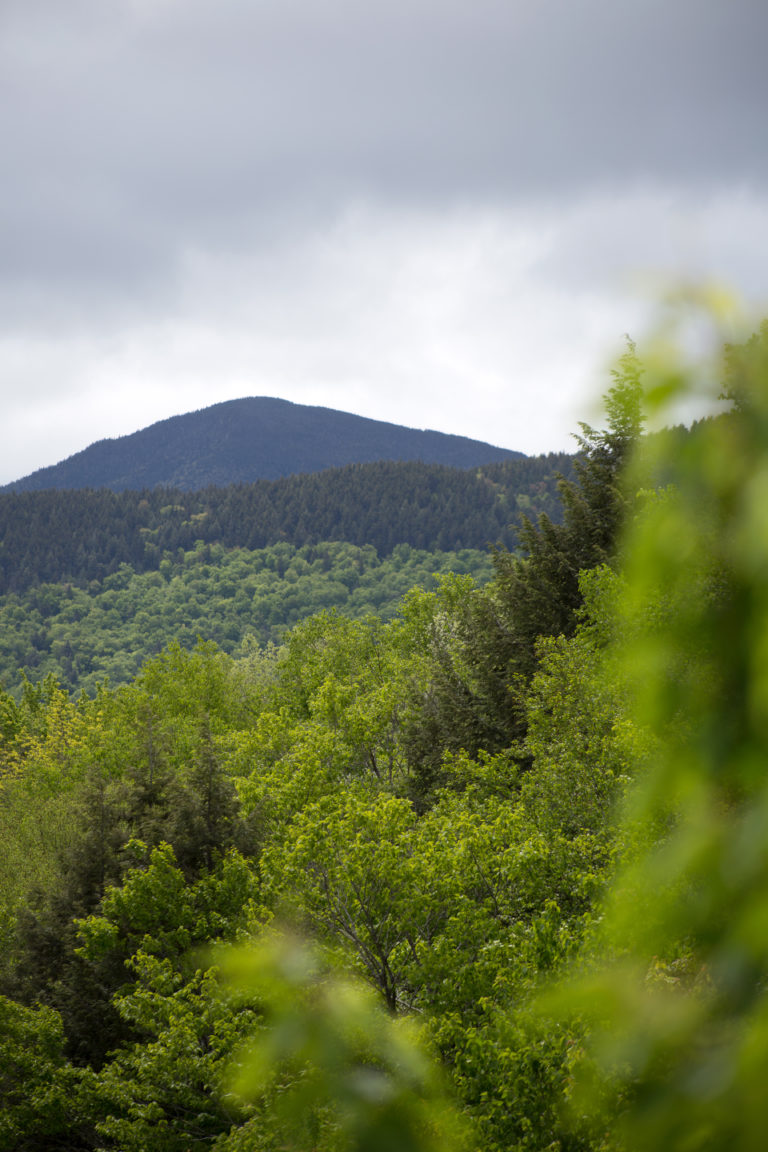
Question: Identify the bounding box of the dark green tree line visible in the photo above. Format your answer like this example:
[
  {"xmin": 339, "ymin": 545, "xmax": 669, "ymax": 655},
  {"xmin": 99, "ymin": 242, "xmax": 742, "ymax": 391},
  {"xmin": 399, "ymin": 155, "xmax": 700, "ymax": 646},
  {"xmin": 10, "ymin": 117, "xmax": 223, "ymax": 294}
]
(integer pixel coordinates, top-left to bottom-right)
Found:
[{"xmin": 0, "ymin": 455, "xmax": 572, "ymax": 595}]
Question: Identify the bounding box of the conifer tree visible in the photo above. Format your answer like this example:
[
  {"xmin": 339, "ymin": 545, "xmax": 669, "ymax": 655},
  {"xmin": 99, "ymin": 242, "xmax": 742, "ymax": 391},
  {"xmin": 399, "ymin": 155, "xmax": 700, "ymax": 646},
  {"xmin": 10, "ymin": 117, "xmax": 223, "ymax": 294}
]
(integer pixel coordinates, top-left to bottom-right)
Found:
[
  {"xmin": 405, "ymin": 343, "xmax": 644, "ymax": 797},
  {"xmin": 490, "ymin": 338, "xmax": 643, "ymax": 674}
]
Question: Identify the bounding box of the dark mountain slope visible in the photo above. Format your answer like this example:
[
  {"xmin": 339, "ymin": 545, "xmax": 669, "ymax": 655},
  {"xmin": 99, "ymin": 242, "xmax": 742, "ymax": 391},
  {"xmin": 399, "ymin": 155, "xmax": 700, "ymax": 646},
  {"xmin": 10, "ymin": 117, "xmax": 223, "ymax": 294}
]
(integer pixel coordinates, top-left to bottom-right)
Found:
[{"xmin": 4, "ymin": 397, "xmax": 522, "ymax": 492}]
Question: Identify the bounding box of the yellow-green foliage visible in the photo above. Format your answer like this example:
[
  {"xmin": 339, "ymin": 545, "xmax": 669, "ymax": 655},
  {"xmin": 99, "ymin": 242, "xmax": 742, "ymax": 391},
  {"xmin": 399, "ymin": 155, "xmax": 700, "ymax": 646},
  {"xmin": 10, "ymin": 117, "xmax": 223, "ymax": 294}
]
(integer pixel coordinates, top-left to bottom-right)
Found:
[
  {"xmin": 545, "ymin": 302, "xmax": 768, "ymax": 1150},
  {"xmin": 217, "ymin": 931, "xmax": 468, "ymax": 1152},
  {"xmin": 0, "ymin": 542, "xmax": 493, "ymax": 698}
]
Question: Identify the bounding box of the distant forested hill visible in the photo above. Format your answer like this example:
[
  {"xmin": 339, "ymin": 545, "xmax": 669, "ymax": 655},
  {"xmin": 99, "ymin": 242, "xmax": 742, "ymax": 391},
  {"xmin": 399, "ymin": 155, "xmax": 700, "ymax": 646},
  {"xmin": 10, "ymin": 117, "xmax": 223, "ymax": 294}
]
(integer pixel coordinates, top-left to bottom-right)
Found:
[
  {"xmin": 0, "ymin": 540, "xmax": 494, "ymax": 696},
  {"xmin": 0, "ymin": 454, "xmax": 573, "ymax": 594},
  {"xmin": 3, "ymin": 396, "xmax": 523, "ymax": 492}
]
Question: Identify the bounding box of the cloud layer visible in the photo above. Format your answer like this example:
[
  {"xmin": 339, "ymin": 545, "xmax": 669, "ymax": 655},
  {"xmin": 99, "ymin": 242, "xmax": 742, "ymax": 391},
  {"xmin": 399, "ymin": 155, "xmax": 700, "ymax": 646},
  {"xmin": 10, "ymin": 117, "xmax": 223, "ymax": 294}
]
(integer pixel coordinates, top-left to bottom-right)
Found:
[{"xmin": 1, "ymin": 0, "xmax": 766, "ymax": 481}]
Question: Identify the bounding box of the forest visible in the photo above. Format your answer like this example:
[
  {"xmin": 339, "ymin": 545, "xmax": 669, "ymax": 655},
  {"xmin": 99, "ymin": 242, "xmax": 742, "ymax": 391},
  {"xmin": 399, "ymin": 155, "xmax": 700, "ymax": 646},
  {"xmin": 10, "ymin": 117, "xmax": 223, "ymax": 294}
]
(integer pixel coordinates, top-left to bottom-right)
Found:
[
  {"xmin": 0, "ymin": 454, "xmax": 572, "ymax": 595},
  {"xmin": 0, "ymin": 541, "xmax": 494, "ymax": 698},
  {"xmin": 1, "ymin": 311, "xmax": 767, "ymax": 1151}
]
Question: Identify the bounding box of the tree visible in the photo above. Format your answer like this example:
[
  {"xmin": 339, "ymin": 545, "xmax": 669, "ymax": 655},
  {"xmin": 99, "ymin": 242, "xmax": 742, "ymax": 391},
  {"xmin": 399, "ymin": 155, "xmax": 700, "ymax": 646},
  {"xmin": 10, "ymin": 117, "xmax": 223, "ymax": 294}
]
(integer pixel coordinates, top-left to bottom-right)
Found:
[
  {"xmin": 0, "ymin": 996, "xmax": 93, "ymax": 1150},
  {"xmin": 405, "ymin": 342, "xmax": 644, "ymax": 800},
  {"xmin": 263, "ymin": 790, "xmax": 440, "ymax": 1013},
  {"xmin": 544, "ymin": 307, "xmax": 768, "ymax": 1150},
  {"xmin": 216, "ymin": 931, "xmax": 466, "ymax": 1152}
]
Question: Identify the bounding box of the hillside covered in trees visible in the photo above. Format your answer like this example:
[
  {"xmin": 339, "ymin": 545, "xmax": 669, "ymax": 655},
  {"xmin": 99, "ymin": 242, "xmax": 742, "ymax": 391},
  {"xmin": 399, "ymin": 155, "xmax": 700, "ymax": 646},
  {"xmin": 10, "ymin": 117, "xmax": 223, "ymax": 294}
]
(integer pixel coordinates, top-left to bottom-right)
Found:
[
  {"xmin": 2, "ymin": 318, "xmax": 767, "ymax": 1152},
  {"xmin": 0, "ymin": 454, "xmax": 571, "ymax": 595},
  {"xmin": 2, "ymin": 397, "xmax": 523, "ymax": 493},
  {"xmin": 0, "ymin": 541, "xmax": 493, "ymax": 698}
]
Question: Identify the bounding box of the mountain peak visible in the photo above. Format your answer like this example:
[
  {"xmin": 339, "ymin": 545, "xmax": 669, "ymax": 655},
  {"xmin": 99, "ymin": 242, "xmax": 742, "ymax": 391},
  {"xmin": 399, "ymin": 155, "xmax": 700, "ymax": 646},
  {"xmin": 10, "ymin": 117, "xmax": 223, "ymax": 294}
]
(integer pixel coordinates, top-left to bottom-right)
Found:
[{"xmin": 5, "ymin": 397, "xmax": 522, "ymax": 492}]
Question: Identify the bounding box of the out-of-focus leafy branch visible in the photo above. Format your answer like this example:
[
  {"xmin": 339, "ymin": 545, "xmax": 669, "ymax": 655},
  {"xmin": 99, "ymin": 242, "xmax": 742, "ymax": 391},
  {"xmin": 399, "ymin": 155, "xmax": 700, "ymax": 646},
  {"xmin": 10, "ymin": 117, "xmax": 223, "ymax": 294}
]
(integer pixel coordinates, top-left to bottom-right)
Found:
[
  {"xmin": 541, "ymin": 288, "xmax": 768, "ymax": 1150},
  {"xmin": 218, "ymin": 930, "xmax": 467, "ymax": 1152}
]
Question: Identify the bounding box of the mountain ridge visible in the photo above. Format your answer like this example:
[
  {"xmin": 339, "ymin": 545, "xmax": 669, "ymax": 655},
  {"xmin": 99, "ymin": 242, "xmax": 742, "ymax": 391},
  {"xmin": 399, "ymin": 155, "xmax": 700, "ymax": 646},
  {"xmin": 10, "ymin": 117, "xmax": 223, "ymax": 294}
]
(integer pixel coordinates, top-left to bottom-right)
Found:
[{"xmin": 4, "ymin": 396, "xmax": 523, "ymax": 492}]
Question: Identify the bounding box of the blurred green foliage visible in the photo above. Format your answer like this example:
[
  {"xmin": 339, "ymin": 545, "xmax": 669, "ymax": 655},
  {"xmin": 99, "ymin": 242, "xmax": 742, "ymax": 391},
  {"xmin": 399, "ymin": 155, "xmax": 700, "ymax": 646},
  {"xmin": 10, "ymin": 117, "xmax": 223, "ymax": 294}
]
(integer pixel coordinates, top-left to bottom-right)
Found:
[
  {"xmin": 218, "ymin": 931, "xmax": 467, "ymax": 1152},
  {"xmin": 543, "ymin": 304, "xmax": 768, "ymax": 1150}
]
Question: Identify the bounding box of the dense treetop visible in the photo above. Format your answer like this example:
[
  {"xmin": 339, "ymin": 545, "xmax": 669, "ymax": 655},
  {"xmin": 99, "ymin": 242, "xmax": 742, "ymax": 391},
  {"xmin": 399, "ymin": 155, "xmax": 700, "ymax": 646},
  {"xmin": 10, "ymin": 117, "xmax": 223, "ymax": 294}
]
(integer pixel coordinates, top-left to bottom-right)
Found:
[{"xmin": 0, "ymin": 541, "xmax": 494, "ymax": 698}]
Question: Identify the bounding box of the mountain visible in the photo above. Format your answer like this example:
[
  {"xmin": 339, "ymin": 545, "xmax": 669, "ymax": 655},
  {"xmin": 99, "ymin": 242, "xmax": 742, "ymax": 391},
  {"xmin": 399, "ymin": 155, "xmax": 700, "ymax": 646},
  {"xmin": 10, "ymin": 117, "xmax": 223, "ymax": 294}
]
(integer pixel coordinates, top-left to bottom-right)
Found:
[{"xmin": 3, "ymin": 397, "xmax": 523, "ymax": 492}]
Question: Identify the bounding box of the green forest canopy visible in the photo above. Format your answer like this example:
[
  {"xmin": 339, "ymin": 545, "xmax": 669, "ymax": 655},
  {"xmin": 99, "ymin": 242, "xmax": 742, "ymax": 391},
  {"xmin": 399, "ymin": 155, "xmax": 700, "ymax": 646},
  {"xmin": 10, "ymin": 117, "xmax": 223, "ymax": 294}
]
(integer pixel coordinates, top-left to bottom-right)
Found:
[
  {"xmin": 1, "ymin": 314, "xmax": 767, "ymax": 1151},
  {"xmin": 0, "ymin": 541, "xmax": 494, "ymax": 698}
]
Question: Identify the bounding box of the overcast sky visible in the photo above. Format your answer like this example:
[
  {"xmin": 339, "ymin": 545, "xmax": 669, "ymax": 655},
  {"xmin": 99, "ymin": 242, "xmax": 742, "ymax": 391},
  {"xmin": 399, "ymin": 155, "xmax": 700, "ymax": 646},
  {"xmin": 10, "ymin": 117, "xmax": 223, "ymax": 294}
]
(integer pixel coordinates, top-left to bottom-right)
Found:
[{"xmin": 1, "ymin": 0, "xmax": 767, "ymax": 483}]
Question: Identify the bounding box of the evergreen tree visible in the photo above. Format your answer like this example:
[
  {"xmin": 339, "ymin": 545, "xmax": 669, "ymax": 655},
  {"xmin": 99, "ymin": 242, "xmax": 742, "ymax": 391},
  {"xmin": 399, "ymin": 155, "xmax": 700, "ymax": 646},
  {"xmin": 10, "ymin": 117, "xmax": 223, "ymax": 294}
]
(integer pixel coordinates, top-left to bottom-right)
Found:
[
  {"xmin": 490, "ymin": 338, "xmax": 643, "ymax": 674},
  {"xmin": 405, "ymin": 343, "xmax": 644, "ymax": 798}
]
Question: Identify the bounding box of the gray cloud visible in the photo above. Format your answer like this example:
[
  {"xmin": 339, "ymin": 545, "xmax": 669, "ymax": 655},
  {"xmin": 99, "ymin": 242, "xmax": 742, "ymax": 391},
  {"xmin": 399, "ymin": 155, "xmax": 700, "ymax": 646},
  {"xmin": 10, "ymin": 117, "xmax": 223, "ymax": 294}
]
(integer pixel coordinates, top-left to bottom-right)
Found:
[
  {"xmin": 2, "ymin": 0, "xmax": 766, "ymax": 315},
  {"xmin": 0, "ymin": 0, "xmax": 766, "ymax": 481},
  {"xmin": 4, "ymin": 188, "xmax": 761, "ymax": 483}
]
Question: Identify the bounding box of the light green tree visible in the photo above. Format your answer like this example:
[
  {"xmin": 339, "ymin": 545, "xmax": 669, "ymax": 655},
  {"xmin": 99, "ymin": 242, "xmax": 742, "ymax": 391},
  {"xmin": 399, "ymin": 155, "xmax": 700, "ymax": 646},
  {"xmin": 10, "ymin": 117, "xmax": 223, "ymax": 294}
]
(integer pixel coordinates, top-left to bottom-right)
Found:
[{"xmin": 545, "ymin": 300, "xmax": 768, "ymax": 1150}]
